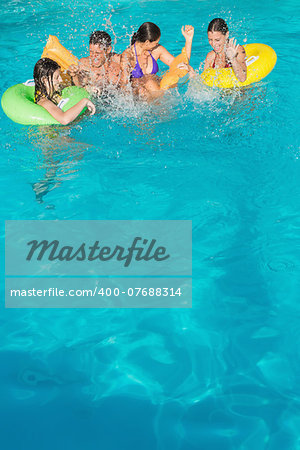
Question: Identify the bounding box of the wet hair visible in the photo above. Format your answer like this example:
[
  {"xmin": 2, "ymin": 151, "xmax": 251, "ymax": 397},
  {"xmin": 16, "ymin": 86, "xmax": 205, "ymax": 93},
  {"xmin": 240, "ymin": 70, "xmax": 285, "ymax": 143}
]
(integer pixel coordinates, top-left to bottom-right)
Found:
[
  {"xmin": 34, "ymin": 58, "xmax": 60, "ymax": 104},
  {"xmin": 207, "ymin": 18, "xmax": 229, "ymax": 35},
  {"xmin": 89, "ymin": 30, "xmax": 112, "ymax": 48},
  {"xmin": 131, "ymin": 22, "xmax": 161, "ymax": 45}
]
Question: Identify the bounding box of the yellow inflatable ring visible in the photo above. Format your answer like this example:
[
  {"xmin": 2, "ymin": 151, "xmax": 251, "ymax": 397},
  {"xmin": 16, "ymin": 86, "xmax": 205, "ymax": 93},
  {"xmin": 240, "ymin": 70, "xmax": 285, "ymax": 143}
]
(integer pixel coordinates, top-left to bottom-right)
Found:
[
  {"xmin": 160, "ymin": 47, "xmax": 189, "ymax": 90},
  {"xmin": 200, "ymin": 43, "xmax": 277, "ymax": 89}
]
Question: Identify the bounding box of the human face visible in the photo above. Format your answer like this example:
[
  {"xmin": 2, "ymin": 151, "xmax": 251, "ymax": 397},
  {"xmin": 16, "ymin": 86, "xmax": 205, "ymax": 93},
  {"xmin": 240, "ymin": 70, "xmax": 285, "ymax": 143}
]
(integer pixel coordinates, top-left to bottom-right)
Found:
[
  {"xmin": 89, "ymin": 44, "xmax": 110, "ymax": 67},
  {"xmin": 207, "ymin": 31, "xmax": 228, "ymax": 54},
  {"xmin": 142, "ymin": 38, "xmax": 160, "ymax": 52}
]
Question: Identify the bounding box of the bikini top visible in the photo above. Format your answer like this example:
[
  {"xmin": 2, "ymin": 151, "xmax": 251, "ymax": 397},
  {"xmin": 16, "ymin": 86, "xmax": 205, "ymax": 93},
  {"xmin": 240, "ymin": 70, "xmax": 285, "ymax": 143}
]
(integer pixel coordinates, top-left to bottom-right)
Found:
[
  {"xmin": 212, "ymin": 54, "xmax": 232, "ymax": 69},
  {"xmin": 130, "ymin": 43, "xmax": 159, "ymax": 79}
]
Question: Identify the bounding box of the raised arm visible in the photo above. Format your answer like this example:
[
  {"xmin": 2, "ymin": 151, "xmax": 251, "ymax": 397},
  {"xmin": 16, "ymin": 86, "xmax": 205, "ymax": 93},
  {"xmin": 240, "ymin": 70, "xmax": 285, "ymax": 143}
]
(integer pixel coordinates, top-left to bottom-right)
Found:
[
  {"xmin": 181, "ymin": 25, "xmax": 194, "ymax": 61},
  {"xmin": 68, "ymin": 58, "xmax": 91, "ymax": 87},
  {"xmin": 38, "ymin": 97, "xmax": 95, "ymax": 125},
  {"xmin": 153, "ymin": 45, "xmax": 175, "ymax": 67},
  {"xmin": 203, "ymin": 51, "xmax": 215, "ymax": 70},
  {"xmin": 68, "ymin": 65, "xmax": 81, "ymax": 86},
  {"xmin": 154, "ymin": 25, "xmax": 194, "ymax": 67},
  {"xmin": 226, "ymin": 39, "xmax": 247, "ymax": 82}
]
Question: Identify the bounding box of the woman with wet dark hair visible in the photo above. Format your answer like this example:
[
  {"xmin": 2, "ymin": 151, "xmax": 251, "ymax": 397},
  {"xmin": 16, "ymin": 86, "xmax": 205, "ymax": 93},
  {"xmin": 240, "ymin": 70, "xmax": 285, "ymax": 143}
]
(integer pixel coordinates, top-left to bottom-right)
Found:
[
  {"xmin": 204, "ymin": 18, "xmax": 247, "ymax": 82},
  {"xmin": 34, "ymin": 58, "xmax": 95, "ymax": 124},
  {"xmin": 120, "ymin": 22, "xmax": 194, "ymax": 99}
]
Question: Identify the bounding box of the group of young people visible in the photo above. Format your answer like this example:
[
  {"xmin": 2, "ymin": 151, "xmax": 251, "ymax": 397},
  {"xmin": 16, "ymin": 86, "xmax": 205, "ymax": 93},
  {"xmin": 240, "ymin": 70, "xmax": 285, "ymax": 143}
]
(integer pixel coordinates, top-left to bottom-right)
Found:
[{"xmin": 33, "ymin": 18, "xmax": 247, "ymax": 125}]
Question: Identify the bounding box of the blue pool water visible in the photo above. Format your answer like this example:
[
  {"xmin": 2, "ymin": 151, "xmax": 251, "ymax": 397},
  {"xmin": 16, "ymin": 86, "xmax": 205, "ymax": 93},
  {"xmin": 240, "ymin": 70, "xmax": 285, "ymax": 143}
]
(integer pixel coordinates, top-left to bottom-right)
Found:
[{"xmin": 1, "ymin": 0, "xmax": 300, "ymax": 448}]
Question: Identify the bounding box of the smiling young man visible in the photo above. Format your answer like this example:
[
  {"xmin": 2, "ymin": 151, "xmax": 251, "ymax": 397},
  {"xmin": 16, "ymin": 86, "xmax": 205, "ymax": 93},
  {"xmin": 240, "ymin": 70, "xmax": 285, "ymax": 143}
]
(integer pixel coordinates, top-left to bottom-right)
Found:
[{"xmin": 69, "ymin": 31, "xmax": 121, "ymax": 91}]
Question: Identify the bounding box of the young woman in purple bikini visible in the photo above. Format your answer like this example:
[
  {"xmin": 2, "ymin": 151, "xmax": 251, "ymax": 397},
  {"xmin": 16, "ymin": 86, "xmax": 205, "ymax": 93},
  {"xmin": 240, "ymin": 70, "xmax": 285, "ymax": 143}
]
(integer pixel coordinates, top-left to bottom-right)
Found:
[{"xmin": 120, "ymin": 22, "xmax": 194, "ymax": 100}]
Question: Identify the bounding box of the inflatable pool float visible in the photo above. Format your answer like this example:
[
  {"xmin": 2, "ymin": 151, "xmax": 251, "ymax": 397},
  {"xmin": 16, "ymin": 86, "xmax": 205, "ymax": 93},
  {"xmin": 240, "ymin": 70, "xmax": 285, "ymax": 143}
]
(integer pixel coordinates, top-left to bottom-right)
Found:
[
  {"xmin": 41, "ymin": 35, "xmax": 79, "ymax": 72},
  {"xmin": 1, "ymin": 81, "xmax": 89, "ymax": 125},
  {"xmin": 41, "ymin": 35, "xmax": 79, "ymax": 85},
  {"xmin": 200, "ymin": 43, "xmax": 277, "ymax": 88},
  {"xmin": 160, "ymin": 47, "xmax": 189, "ymax": 90},
  {"xmin": 1, "ymin": 36, "xmax": 89, "ymax": 125}
]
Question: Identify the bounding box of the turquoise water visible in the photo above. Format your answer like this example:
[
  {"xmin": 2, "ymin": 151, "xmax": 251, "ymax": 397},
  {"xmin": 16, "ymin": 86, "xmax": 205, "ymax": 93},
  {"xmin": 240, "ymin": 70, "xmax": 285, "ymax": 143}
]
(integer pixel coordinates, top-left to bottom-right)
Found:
[{"xmin": 1, "ymin": 0, "xmax": 300, "ymax": 448}]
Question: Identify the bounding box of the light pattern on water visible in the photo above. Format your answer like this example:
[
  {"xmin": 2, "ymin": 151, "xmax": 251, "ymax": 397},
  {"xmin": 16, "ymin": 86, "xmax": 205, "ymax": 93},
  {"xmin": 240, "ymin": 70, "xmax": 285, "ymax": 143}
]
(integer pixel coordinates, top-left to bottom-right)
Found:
[{"xmin": 1, "ymin": 0, "xmax": 300, "ymax": 448}]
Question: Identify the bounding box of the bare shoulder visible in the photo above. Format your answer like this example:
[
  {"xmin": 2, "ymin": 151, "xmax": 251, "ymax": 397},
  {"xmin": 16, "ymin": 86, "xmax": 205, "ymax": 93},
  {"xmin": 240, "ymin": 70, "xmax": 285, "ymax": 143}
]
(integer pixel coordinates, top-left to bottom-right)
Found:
[
  {"xmin": 112, "ymin": 53, "xmax": 121, "ymax": 64},
  {"xmin": 206, "ymin": 50, "xmax": 215, "ymax": 61},
  {"xmin": 37, "ymin": 97, "xmax": 50, "ymax": 106},
  {"xmin": 121, "ymin": 47, "xmax": 131, "ymax": 58},
  {"xmin": 109, "ymin": 56, "xmax": 121, "ymax": 72},
  {"xmin": 37, "ymin": 97, "xmax": 59, "ymax": 113},
  {"xmin": 152, "ymin": 44, "xmax": 164, "ymax": 57},
  {"xmin": 121, "ymin": 47, "xmax": 134, "ymax": 66},
  {"xmin": 203, "ymin": 51, "xmax": 215, "ymax": 70}
]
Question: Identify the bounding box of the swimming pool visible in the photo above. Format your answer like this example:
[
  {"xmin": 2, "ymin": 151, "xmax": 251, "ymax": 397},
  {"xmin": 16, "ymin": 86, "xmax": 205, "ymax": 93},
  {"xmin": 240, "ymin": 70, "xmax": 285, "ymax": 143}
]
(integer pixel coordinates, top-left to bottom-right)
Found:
[{"xmin": 1, "ymin": 0, "xmax": 300, "ymax": 448}]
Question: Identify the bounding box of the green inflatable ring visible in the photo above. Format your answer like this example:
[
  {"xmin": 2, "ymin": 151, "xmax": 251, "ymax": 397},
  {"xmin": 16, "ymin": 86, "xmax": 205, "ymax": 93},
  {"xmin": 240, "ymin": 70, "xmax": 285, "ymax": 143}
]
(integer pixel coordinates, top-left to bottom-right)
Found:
[{"xmin": 1, "ymin": 83, "xmax": 90, "ymax": 125}]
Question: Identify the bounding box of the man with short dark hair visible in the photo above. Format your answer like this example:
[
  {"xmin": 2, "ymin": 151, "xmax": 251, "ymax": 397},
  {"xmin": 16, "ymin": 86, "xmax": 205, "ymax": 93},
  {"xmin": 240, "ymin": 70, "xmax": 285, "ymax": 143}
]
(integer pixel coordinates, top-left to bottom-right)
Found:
[
  {"xmin": 69, "ymin": 30, "xmax": 121, "ymax": 90},
  {"xmin": 89, "ymin": 30, "xmax": 112, "ymax": 48}
]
